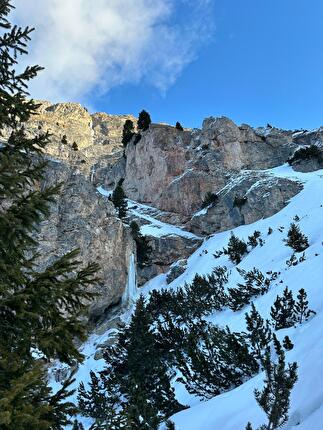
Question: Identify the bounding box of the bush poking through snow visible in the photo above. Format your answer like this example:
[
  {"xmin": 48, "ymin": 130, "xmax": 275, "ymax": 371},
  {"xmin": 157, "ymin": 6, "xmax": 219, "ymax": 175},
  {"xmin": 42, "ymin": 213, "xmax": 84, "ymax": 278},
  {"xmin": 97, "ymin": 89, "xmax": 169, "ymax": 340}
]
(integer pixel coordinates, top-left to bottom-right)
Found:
[
  {"xmin": 285, "ymin": 223, "xmax": 309, "ymax": 252},
  {"xmin": 270, "ymin": 287, "xmax": 295, "ymax": 330},
  {"xmin": 249, "ymin": 336, "xmax": 298, "ymax": 430},
  {"xmin": 225, "ymin": 233, "xmax": 248, "ymax": 264},
  {"xmin": 270, "ymin": 287, "xmax": 315, "ymax": 330},
  {"xmin": 244, "ymin": 303, "xmax": 272, "ymax": 363}
]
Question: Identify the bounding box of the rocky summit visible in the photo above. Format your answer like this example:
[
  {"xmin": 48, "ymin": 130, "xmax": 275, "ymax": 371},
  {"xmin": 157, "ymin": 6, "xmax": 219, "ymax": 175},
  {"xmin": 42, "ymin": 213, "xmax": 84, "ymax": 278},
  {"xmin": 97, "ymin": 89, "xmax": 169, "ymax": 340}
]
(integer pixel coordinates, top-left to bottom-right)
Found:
[{"xmin": 8, "ymin": 100, "xmax": 323, "ymax": 320}]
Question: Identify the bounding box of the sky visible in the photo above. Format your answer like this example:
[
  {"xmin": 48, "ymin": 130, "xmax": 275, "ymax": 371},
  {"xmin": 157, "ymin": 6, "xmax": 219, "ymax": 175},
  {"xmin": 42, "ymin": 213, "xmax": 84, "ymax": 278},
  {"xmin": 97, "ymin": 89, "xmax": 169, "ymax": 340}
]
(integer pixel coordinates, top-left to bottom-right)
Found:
[{"xmin": 14, "ymin": 0, "xmax": 323, "ymax": 130}]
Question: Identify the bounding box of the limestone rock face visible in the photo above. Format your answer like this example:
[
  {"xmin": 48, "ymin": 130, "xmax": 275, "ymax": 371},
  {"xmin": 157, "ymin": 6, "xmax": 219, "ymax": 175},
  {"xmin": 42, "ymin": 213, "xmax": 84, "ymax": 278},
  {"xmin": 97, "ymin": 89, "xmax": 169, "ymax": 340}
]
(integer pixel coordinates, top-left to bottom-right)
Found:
[
  {"xmin": 123, "ymin": 118, "xmax": 298, "ymax": 217},
  {"xmin": 38, "ymin": 160, "xmax": 135, "ymax": 319},
  {"xmin": 92, "ymin": 112, "xmax": 137, "ymax": 148},
  {"xmin": 189, "ymin": 173, "xmax": 303, "ymax": 236},
  {"xmin": 137, "ymin": 234, "xmax": 202, "ymax": 286}
]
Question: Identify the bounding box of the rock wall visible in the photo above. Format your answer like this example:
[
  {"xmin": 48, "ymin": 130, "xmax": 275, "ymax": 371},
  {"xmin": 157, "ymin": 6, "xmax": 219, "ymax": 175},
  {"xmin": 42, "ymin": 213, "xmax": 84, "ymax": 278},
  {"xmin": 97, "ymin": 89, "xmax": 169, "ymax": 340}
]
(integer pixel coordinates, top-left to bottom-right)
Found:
[
  {"xmin": 123, "ymin": 117, "xmax": 298, "ymax": 217},
  {"xmin": 38, "ymin": 159, "xmax": 135, "ymax": 319}
]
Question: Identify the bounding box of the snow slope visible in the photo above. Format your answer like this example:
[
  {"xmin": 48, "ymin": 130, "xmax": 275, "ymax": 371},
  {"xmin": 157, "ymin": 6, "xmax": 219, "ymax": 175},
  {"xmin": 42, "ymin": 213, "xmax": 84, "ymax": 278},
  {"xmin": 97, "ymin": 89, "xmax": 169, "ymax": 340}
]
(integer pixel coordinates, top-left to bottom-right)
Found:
[{"xmin": 60, "ymin": 165, "xmax": 323, "ymax": 429}]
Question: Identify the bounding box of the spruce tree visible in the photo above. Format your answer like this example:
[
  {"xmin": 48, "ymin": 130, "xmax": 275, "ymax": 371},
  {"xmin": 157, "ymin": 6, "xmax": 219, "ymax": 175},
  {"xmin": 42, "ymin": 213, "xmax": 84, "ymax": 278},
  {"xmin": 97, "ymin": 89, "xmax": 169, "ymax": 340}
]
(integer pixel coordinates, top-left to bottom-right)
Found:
[
  {"xmin": 137, "ymin": 110, "xmax": 151, "ymax": 131},
  {"xmin": 253, "ymin": 337, "xmax": 298, "ymax": 430},
  {"xmin": 72, "ymin": 141, "xmax": 78, "ymax": 151},
  {"xmin": 111, "ymin": 178, "xmax": 127, "ymax": 219},
  {"xmin": 122, "ymin": 119, "xmax": 135, "ymax": 147},
  {"xmin": 270, "ymin": 288, "xmax": 295, "ymax": 330},
  {"xmin": 225, "ymin": 232, "xmax": 248, "ymax": 264},
  {"xmin": 293, "ymin": 288, "xmax": 315, "ymax": 324},
  {"xmin": 177, "ymin": 324, "xmax": 258, "ymax": 399},
  {"xmin": 130, "ymin": 221, "xmax": 151, "ymax": 267},
  {"xmin": 245, "ymin": 303, "xmax": 272, "ymax": 363},
  {"xmin": 285, "ymin": 223, "xmax": 309, "ymax": 252},
  {"xmin": 0, "ymin": 3, "xmax": 99, "ymax": 428},
  {"xmin": 175, "ymin": 121, "xmax": 184, "ymax": 131},
  {"xmin": 79, "ymin": 296, "xmax": 184, "ymax": 429}
]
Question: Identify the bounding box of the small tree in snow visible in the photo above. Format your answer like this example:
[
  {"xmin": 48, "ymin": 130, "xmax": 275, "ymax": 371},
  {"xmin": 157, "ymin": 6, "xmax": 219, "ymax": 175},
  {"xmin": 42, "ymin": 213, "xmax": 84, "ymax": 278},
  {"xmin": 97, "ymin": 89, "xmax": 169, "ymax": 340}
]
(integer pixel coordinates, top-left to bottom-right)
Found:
[
  {"xmin": 285, "ymin": 223, "xmax": 309, "ymax": 252},
  {"xmin": 245, "ymin": 303, "xmax": 272, "ymax": 363},
  {"xmin": 270, "ymin": 287, "xmax": 295, "ymax": 330},
  {"xmin": 225, "ymin": 233, "xmax": 248, "ymax": 264},
  {"xmin": 252, "ymin": 336, "xmax": 298, "ymax": 430},
  {"xmin": 293, "ymin": 288, "xmax": 316, "ymax": 324}
]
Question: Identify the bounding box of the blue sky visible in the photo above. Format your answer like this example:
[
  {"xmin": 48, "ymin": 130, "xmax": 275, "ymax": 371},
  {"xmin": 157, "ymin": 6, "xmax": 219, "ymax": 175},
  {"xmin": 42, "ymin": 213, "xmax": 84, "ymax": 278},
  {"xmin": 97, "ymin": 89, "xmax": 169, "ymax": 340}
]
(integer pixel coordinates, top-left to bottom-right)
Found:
[{"xmin": 16, "ymin": 0, "xmax": 323, "ymax": 130}]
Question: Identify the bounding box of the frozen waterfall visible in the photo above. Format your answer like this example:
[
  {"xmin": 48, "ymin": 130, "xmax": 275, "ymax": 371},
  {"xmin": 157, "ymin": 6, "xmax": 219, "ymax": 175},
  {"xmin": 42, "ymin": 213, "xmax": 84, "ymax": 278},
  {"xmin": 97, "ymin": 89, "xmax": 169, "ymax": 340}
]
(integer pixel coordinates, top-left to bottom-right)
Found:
[{"xmin": 122, "ymin": 253, "xmax": 138, "ymax": 306}]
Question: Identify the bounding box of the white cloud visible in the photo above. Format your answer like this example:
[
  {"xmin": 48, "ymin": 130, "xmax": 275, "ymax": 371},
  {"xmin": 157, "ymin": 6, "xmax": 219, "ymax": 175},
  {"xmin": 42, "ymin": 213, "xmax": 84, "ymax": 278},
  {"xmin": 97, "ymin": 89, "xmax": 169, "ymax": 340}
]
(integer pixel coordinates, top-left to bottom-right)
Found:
[{"xmin": 12, "ymin": 0, "xmax": 214, "ymax": 104}]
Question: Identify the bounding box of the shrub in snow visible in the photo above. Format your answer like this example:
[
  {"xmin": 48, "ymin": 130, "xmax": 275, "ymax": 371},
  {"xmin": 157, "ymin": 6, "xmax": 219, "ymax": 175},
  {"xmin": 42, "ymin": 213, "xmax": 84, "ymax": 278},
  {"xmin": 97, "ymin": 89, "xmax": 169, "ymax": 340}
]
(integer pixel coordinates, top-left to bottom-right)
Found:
[
  {"xmin": 285, "ymin": 223, "xmax": 309, "ymax": 252},
  {"xmin": 247, "ymin": 335, "xmax": 298, "ymax": 430},
  {"xmin": 270, "ymin": 287, "xmax": 295, "ymax": 330},
  {"xmin": 228, "ymin": 268, "xmax": 275, "ymax": 311},
  {"xmin": 247, "ymin": 230, "xmax": 263, "ymax": 248},
  {"xmin": 293, "ymin": 288, "xmax": 316, "ymax": 324},
  {"xmin": 283, "ymin": 336, "xmax": 294, "ymax": 351},
  {"xmin": 225, "ymin": 232, "xmax": 248, "ymax": 264},
  {"xmin": 245, "ymin": 303, "xmax": 272, "ymax": 363}
]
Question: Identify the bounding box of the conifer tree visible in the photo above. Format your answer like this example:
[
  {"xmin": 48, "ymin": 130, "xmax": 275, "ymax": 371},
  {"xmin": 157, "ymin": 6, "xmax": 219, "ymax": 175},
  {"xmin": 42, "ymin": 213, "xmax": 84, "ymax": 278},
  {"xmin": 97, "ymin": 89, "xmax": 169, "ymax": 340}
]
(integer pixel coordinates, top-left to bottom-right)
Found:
[
  {"xmin": 270, "ymin": 288, "xmax": 295, "ymax": 330},
  {"xmin": 285, "ymin": 223, "xmax": 309, "ymax": 252},
  {"xmin": 72, "ymin": 420, "xmax": 85, "ymax": 430},
  {"xmin": 245, "ymin": 303, "xmax": 272, "ymax": 362},
  {"xmin": 228, "ymin": 268, "xmax": 269, "ymax": 311},
  {"xmin": 166, "ymin": 420, "xmax": 176, "ymax": 429},
  {"xmin": 177, "ymin": 324, "xmax": 258, "ymax": 399},
  {"xmin": 0, "ymin": 2, "xmax": 99, "ymax": 428},
  {"xmin": 225, "ymin": 232, "xmax": 248, "ymax": 264},
  {"xmin": 72, "ymin": 141, "xmax": 78, "ymax": 151},
  {"xmin": 130, "ymin": 220, "xmax": 152, "ymax": 267},
  {"xmin": 282, "ymin": 336, "xmax": 294, "ymax": 351},
  {"xmin": 122, "ymin": 119, "xmax": 135, "ymax": 147},
  {"xmin": 252, "ymin": 337, "xmax": 298, "ymax": 430},
  {"xmin": 79, "ymin": 296, "xmax": 183, "ymax": 429},
  {"xmin": 293, "ymin": 288, "xmax": 316, "ymax": 324},
  {"xmin": 175, "ymin": 121, "xmax": 184, "ymax": 131},
  {"xmin": 111, "ymin": 178, "xmax": 127, "ymax": 218},
  {"xmin": 137, "ymin": 110, "xmax": 151, "ymax": 131}
]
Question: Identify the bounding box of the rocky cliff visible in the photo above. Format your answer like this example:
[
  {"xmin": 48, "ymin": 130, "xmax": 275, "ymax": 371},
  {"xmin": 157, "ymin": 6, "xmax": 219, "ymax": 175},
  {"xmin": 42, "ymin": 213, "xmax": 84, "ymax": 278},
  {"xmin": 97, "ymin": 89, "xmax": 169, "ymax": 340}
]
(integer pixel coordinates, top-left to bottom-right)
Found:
[{"xmin": 8, "ymin": 101, "xmax": 322, "ymax": 320}]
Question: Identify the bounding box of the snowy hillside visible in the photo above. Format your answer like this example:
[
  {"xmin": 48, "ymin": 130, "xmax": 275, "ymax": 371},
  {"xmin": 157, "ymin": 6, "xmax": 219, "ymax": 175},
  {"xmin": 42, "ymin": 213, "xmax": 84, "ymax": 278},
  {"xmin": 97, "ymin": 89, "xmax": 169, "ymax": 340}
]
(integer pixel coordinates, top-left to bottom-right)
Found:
[{"xmin": 57, "ymin": 164, "xmax": 323, "ymax": 430}]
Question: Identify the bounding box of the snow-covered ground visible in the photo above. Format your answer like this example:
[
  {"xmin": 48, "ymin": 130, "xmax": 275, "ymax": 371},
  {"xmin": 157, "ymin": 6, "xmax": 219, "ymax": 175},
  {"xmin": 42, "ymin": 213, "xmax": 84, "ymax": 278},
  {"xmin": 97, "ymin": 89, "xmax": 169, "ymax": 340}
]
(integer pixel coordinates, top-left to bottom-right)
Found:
[{"xmin": 61, "ymin": 165, "xmax": 322, "ymax": 429}]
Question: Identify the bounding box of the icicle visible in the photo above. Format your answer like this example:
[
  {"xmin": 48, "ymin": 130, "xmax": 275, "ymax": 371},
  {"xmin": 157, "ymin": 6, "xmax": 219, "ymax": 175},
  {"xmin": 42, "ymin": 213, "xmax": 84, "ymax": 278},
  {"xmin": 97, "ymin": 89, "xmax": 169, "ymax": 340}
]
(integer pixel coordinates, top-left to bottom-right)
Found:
[{"xmin": 122, "ymin": 253, "xmax": 138, "ymax": 306}]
